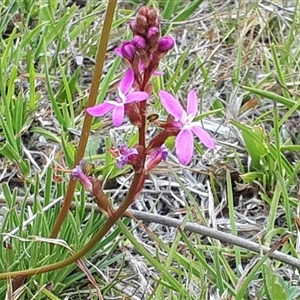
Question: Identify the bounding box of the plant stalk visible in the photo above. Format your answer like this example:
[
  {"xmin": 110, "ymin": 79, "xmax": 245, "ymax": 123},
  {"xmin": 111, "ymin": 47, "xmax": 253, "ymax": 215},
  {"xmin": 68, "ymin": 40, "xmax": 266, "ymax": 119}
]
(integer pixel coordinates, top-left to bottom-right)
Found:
[{"xmin": 50, "ymin": 0, "xmax": 117, "ymax": 240}]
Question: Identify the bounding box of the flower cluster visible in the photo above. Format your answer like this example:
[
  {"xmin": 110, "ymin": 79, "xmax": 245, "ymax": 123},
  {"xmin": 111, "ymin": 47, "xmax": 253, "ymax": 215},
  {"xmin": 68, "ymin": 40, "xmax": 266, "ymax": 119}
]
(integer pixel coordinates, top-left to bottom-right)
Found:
[
  {"xmin": 115, "ymin": 8, "xmax": 173, "ymax": 79},
  {"xmin": 77, "ymin": 6, "xmax": 215, "ymax": 202}
]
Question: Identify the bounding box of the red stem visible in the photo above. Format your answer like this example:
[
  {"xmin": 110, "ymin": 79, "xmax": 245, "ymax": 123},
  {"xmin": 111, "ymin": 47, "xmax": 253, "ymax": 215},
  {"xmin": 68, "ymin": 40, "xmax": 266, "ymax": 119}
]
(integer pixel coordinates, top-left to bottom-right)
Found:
[{"xmin": 138, "ymin": 67, "xmax": 151, "ymax": 148}]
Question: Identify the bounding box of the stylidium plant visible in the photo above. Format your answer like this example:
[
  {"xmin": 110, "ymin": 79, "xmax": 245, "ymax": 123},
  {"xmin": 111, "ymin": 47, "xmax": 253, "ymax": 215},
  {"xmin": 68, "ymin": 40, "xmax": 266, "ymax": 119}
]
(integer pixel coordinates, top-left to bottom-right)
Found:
[
  {"xmin": 0, "ymin": 4, "xmax": 216, "ymax": 282},
  {"xmin": 74, "ymin": 6, "xmax": 215, "ymax": 211}
]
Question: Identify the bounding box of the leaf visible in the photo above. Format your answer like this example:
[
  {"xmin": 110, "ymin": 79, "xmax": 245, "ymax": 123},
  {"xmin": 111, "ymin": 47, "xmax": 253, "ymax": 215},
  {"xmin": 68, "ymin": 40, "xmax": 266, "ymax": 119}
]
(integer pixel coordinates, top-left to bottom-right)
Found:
[
  {"xmin": 162, "ymin": 0, "xmax": 178, "ymax": 20},
  {"xmin": 241, "ymin": 85, "xmax": 294, "ymax": 108},
  {"xmin": 172, "ymin": 0, "xmax": 205, "ymax": 22},
  {"xmin": 263, "ymin": 264, "xmax": 287, "ymax": 300},
  {"xmin": 233, "ymin": 122, "xmax": 268, "ymax": 170},
  {"xmin": 85, "ymin": 136, "xmax": 102, "ymax": 157}
]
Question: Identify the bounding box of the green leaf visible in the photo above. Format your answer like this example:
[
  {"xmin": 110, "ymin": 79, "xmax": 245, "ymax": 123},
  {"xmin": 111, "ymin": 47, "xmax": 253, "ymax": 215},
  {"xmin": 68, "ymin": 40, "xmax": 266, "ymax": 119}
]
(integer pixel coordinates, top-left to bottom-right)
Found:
[
  {"xmin": 240, "ymin": 172, "xmax": 264, "ymax": 184},
  {"xmin": 172, "ymin": 0, "xmax": 205, "ymax": 22},
  {"xmin": 85, "ymin": 136, "xmax": 102, "ymax": 157},
  {"xmin": 162, "ymin": 0, "xmax": 178, "ymax": 20},
  {"xmin": 61, "ymin": 133, "xmax": 75, "ymax": 168},
  {"xmin": 242, "ymin": 85, "xmax": 294, "ymax": 108},
  {"xmin": 263, "ymin": 264, "xmax": 287, "ymax": 300},
  {"xmin": 235, "ymin": 122, "xmax": 268, "ymax": 170},
  {"xmin": 29, "ymin": 127, "xmax": 61, "ymax": 143},
  {"xmin": 165, "ymin": 49, "xmax": 189, "ymax": 91}
]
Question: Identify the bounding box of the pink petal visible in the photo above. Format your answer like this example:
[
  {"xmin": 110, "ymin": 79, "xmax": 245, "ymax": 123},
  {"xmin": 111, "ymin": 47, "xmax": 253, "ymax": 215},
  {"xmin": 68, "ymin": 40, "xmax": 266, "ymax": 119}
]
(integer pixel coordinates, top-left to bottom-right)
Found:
[
  {"xmin": 187, "ymin": 90, "xmax": 198, "ymax": 116},
  {"xmin": 158, "ymin": 90, "xmax": 184, "ymax": 120},
  {"xmin": 138, "ymin": 61, "xmax": 145, "ymax": 72},
  {"xmin": 175, "ymin": 129, "xmax": 194, "ymax": 165},
  {"xmin": 153, "ymin": 70, "xmax": 164, "ymax": 76},
  {"xmin": 115, "ymin": 47, "xmax": 123, "ymax": 57},
  {"xmin": 112, "ymin": 105, "xmax": 125, "ymax": 127},
  {"xmin": 87, "ymin": 102, "xmax": 115, "ymax": 116},
  {"xmin": 119, "ymin": 68, "xmax": 134, "ymax": 95},
  {"xmin": 126, "ymin": 91, "xmax": 149, "ymax": 103},
  {"xmin": 191, "ymin": 125, "xmax": 215, "ymax": 149}
]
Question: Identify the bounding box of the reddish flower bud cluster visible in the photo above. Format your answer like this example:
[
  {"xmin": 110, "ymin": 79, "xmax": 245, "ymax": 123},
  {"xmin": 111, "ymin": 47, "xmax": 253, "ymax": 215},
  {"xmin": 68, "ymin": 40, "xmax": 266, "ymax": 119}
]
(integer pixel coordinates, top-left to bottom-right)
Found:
[
  {"xmin": 116, "ymin": 6, "xmax": 174, "ymax": 82},
  {"xmin": 112, "ymin": 6, "xmax": 175, "ymax": 132}
]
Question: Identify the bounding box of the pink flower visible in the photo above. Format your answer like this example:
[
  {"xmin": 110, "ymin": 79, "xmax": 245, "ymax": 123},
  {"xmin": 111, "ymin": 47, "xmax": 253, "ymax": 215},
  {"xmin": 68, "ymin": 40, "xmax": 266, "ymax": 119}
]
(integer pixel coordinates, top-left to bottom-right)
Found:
[
  {"xmin": 145, "ymin": 145, "xmax": 168, "ymax": 171},
  {"xmin": 158, "ymin": 90, "xmax": 215, "ymax": 165},
  {"xmin": 87, "ymin": 69, "xmax": 149, "ymax": 127},
  {"xmin": 72, "ymin": 159, "xmax": 93, "ymax": 192},
  {"xmin": 116, "ymin": 144, "xmax": 138, "ymax": 169}
]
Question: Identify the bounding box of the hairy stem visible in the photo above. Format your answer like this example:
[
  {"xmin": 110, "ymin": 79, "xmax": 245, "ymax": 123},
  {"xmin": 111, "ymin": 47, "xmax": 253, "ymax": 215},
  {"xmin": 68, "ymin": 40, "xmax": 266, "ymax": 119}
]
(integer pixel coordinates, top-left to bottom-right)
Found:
[{"xmin": 50, "ymin": 0, "xmax": 117, "ymax": 240}]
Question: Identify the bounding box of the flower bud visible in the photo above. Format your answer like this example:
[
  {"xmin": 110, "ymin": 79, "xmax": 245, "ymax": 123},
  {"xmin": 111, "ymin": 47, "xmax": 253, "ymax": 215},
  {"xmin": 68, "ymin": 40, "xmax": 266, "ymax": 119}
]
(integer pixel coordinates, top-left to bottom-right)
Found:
[
  {"xmin": 146, "ymin": 145, "xmax": 168, "ymax": 171},
  {"xmin": 147, "ymin": 26, "xmax": 159, "ymax": 41},
  {"xmin": 138, "ymin": 6, "xmax": 149, "ymax": 17},
  {"xmin": 130, "ymin": 20, "xmax": 137, "ymax": 33},
  {"xmin": 148, "ymin": 9, "xmax": 158, "ymax": 27},
  {"xmin": 146, "ymin": 131, "xmax": 170, "ymax": 153},
  {"xmin": 121, "ymin": 42, "xmax": 136, "ymax": 60},
  {"xmin": 158, "ymin": 36, "xmax": 175, "ymax": 52},
  {"xmin": 91, "ymin": 178, "xmax": 113, "ymax": 216},
  {"xmin": 144, "ymin": 82, "xmax": 153, "ymax": 95},
  {"xmin": 135, "ymin": 15, "xmax": 147, "ymax": 35},
  {"xmin": 114, "ymin": 47, "xmax": 122, "ymax": 57},
  {"xmin": 147, "ymin": 127, "xmax": 180, "ymax": 154},
  {"xmin": 153, "ymin": 19, "xmax": 160, "ymax": 28},
  {"xmin": 132, "ymin": 35, "xmax": 146, "ymax": 49},
  {"xmin": 147, "ymin": 26, "xmax": 160, "ymax": 50},
  {"xmin": 125, "ymin": 102, "xmax": 142, "ymax": 127}
]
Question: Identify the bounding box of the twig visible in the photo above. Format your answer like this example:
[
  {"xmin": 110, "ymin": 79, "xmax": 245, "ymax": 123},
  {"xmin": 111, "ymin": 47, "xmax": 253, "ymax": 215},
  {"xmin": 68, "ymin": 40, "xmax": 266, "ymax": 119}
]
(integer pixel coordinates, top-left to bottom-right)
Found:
[{"xmin": 1, "ymin": 195, "xmax": 300, "ymax": 269}]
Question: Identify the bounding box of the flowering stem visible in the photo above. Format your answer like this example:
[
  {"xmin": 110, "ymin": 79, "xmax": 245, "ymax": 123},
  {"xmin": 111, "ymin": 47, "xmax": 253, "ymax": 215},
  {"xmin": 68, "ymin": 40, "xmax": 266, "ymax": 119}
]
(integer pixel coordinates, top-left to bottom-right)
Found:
[
  {"xmin": 0, "ymin": 172, "xmax": 142, "ymax": 280},
  {"xmin": 50, "ymin": 0, "xmax": 117, "ymax": 240},
  {"xmin": 139, "ymin": 100, "xmax": 147, "ymax": 147},
  {"xmin": 109, "ymin": 171, "xmax": 143, "ymax": 219},
  {"xmin": 138, "ymin": 67, "xmax": 151, "ymax": 148}
]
